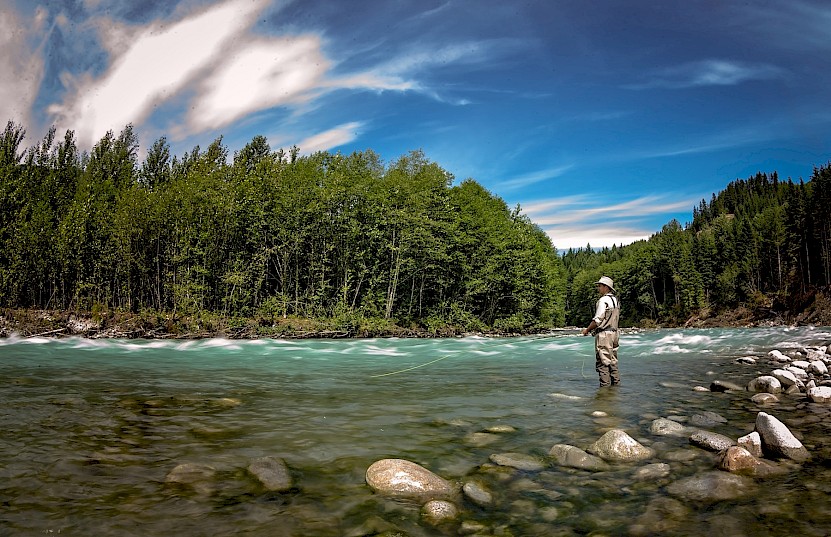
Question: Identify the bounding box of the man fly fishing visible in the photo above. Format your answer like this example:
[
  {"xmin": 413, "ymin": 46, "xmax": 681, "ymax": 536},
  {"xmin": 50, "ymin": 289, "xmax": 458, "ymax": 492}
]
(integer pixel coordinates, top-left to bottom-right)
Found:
[{"xmin": 581, "ymin": 276, "xmax": 621, "ymax": 387}]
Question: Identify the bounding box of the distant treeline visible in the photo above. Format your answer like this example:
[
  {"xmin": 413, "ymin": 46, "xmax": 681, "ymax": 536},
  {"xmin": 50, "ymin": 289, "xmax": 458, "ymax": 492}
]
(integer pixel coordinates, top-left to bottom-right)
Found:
[
  {"xmin": 0, "ymin": 121, "xmax": 565, "ymax": 334},
  {"xmin": 563, "ymin": 163, "xmax": 831, "ymax": 326},
  {"xmin": 2, "ymin": 120, "xmax": 828, "ymax": 333}
]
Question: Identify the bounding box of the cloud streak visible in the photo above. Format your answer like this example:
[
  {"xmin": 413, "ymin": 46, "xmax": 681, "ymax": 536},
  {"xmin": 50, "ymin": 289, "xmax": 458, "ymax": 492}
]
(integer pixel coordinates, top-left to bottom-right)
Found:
[
  {"xmin": 626, "ymin": 59, "xmax": 784, "ymax": 90},
  {"xmin": 0, "ymin": 7, "xmax": 46, "ymax": 128},
  {"xmin": 523, "ymin": 194, "xmax": 698, "ymax": 250}
]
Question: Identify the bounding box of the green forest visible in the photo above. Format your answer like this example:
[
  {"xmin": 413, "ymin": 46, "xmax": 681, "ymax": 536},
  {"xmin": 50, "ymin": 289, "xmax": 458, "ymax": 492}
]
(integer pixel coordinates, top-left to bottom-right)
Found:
[{"xmin": 1, "ymin": 120, "xmax": 829, "ymax": 336}]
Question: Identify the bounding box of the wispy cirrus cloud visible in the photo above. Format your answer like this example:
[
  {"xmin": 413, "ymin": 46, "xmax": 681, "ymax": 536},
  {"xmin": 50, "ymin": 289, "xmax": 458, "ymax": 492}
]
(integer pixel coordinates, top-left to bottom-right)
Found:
[
  {"xmin": 522, "ymin": 194, "xmax": 697, "ymax": 250},
  {"xmin": 496, "ymin": 164, "xmax": 574, "ymax": 191},
  {"xmin": 626, "ymin": 59, "xmax": 784, "ymax": 90}
]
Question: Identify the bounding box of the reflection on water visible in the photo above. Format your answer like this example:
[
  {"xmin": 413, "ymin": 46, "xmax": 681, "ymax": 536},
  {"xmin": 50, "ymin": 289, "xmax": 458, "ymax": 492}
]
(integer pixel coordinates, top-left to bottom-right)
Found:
[{"xmin": 1, "ymin": 327, "xmax": 831, "ymax": 536}]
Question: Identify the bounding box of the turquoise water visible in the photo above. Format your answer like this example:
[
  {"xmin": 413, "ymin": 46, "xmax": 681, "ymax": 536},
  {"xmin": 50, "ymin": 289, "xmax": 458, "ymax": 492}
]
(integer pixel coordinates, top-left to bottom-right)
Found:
[{"xmin": 2, "ymin": 327, "xmax": 831, "ymax": 536}]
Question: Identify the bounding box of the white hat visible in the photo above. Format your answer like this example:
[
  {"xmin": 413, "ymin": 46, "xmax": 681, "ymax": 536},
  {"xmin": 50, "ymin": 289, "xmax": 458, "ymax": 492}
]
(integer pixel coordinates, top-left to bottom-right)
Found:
[{"xmin": 596, "ymin": 276, "xmax": 615, "ymax": 292}]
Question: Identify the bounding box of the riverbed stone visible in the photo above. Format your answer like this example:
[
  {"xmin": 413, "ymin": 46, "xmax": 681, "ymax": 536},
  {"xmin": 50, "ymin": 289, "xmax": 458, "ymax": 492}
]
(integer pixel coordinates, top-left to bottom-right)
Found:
[
  {"xmin": 666, "ymin": 471, "xmax": 754, "ymax": 503},
  {"xmin": 421, "ymin": 500, "xmax": 458, "ymax": 525},
  {"xmin": 792, "ymin": 360, "xmax": 811, "ymax": 370},
  {"xmin": 365, "ymin": 459, "xmax": 456, "ymax": 500},
  {"xmin": 489, "ymin": 452, "xmax": 546, "ymax": 471},
  {"xmin": 807, "ymin": 386, "xmax": 831, "ymax": 403},
  {"xmin": 587, "ymin": 429, "xmax": 655, "ymax": 462},
  {"xmin": 771, "ymin": 368, "xmax": 799, "ymax": 387},
  {"xmin": 751, "ymin": 393, "xmax": 779, "ymax": 404},
  {"xmin": 755, "ymin": 412, "xmax": 810, "ymax": 462},
  {"xmin": 747, "ymin": 375, "xmax": 782, "ymax": 394},
  {"xmin": 786, "ymin": 366, "xmax": 809, "ymax": 381},
  {"xmin": 548, "ymin": 444, "xmax": 610, "ymax": 471},
  {"xmin": 165, "ymin": 463, "xmax": 216, "ymax": 495},
  {"xmin": 735, "ymin": 356, "xmax": 756, "ymax": 365},
  {"xmin": 689, "ymin": 430, "xmax": 736, "ymax": 452},
  {"xmin": 710, "ymin": 380, "xmax": 744, "ymax": 392},
  {"xmin": 768, "ymin": 349, "xmax": 790, "ymax": 362},
  {"xmin": 462, "ymin": 480, "xmax": 494, "ymax": 506},
  {"xmin": 737, "ymin": 431, "xmax": 763, "ymax": 457},
  {"xmin": 717, "ymin": 445, "xmax": 783, "ymax": 477},
  {"xmin": 810, "ymin": 361, "xmax": 828, "ymax": 375},
  {"xmin": 649, "ymin": 418, "xmax": 689, "ymax": 436},
  {"xmin": 247, "ymin": 456, "xmax": 293, "ymax": 492}
]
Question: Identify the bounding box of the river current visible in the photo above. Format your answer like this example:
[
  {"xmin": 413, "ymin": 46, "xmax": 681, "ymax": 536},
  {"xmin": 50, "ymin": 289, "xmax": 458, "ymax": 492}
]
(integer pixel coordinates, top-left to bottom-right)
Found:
[{"xmin": 2, "ymin": 327, "xmax": 831, "ymax": 536}]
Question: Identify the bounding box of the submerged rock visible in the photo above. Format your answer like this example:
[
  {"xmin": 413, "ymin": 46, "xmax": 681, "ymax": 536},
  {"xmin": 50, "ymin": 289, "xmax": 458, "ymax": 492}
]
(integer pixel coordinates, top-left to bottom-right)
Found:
[
  {"xmin": 751, "ymin": 393, "xmax": 779, "ymax": 405},
  {"xmin": 755, "ymin": 412, "xmax": 810, "ymax": 462},
  {"xmin": 548, "ymin": 444, "xmax": 610, "ymax": 471},
  {"xmin": 629, "ymin": 496, "xmax": 690, "ymax": 536},
  {"xmin": 710, "ymin": 380, "xmax": 744, "ymax": 392},
  {"xmin": 666, "ymin": 471, "xmax": 754, "ymax": 503},
  {"xmin": 587, "ymin": 429, "xmax": 655, "ymax": 462},
  {"xmin": 247, "ymin": 456, "xmax": 293, "ymax": 492},
  {"xmin": 165, "ymin": 463, "xmax": 216, "ymax": 495},
  {"xmin": 489, "ymin": 452, "xmax": 546, "ymax": 471},
  {"xmin": 365, "ymin": 459, "xmax": 456, "ymax": 501},
  {"xmin": 462, "ymin": 480, "xmax": 494, "ymax": 506},
  {"xmin": 632, "ymin": 462, "xmax": 671, "ymax": 481},
  {"xmin": 649, "ymin": 418, "xmax": 689, "ymax": 437},
  {"xmin": 689, "ymin": 411, "xmax": 728, "ymax": 427}
]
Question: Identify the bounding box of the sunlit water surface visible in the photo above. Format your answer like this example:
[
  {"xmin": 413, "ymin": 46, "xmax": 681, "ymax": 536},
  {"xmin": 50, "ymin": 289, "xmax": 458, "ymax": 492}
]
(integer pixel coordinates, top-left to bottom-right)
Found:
[{"xmin": 2, "ymin": 327, "xmax": 831, "ymax": 536}]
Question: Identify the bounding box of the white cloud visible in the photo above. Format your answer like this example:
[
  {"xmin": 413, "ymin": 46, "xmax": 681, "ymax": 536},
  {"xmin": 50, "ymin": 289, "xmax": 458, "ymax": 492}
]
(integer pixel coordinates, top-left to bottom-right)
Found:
[
  {"xmin": 189, "ymin": 36, "xmax": 329, "ymax": 132},
  {"xmin": 294, "ymin": 121, "xmax": 364, "ymax": 155},
  {"xmin": 0, "ymin": 8, "xmax": 45, "ymax": 129},
  {"xmin": 48, "ymin": 0, "xmax": 269, "ymax": 146}
]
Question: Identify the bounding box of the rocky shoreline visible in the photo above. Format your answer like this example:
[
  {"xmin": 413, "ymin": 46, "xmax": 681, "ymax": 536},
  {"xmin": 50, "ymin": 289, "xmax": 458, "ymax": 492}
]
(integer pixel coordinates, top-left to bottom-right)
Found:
[{"xmin": 153, "ymin": 337, "xmax": 831, "ymax": 535}]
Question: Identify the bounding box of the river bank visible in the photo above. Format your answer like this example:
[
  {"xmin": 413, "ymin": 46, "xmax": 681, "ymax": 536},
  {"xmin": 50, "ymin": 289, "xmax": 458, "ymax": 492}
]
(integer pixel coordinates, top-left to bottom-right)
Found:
[{"xmin": 2, "ymin": 288, "xmax": 830, "ymax": 340}]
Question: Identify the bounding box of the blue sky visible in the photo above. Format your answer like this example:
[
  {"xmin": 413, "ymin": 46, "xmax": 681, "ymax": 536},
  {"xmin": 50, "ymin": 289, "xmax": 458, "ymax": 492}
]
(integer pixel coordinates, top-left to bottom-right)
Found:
[{"xmin": 2, "ymin": 0, "xmax": 829, "ymax": 250}]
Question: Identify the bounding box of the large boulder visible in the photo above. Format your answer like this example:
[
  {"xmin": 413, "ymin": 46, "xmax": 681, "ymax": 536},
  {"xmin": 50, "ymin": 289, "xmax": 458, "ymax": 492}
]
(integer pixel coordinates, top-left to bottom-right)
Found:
[
  {"xmin": 365, "ymin": 459, "xmax": 456, "ymax": 501},
  {"xmin": 747, "ymin": 375, "xmax": 782, "ymax": 394},
  {"xmin": 548, "ymin": 444, "xmax": 610, "ymax": 471},
  {"xmin": 755, "ymin": 412, "xmax": 810, "ymax": 462},
  {"xmin": 666, "ymin": 471, "xmax": 754, "ymax": 503},
  {"xmin": 247, "ymin": 456, "xmax": 293, "ymax": 492},
  {"xmin": 587, "ymin": 429, "xmax": 655, "ymax": 462}
]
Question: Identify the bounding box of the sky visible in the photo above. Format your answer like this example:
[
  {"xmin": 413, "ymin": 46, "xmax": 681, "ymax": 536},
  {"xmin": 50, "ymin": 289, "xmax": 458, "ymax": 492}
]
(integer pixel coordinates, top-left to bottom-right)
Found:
[{"xmin": 2, "ymin": 0, "xmax": 830, "ymax": 250}]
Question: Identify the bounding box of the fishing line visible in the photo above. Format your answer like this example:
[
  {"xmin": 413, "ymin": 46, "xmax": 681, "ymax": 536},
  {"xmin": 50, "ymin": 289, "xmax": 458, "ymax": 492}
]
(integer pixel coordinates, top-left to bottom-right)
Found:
[{"xmin": 369, "ymin": 354, "xmax": 453, "ymax": 378}]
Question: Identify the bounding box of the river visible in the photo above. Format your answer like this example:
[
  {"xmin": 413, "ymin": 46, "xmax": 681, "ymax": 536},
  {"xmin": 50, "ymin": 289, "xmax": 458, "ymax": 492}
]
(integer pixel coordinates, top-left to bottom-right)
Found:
[{"xmin": 1, "ymin": 327, "xmax": 830, "ymax": 536}]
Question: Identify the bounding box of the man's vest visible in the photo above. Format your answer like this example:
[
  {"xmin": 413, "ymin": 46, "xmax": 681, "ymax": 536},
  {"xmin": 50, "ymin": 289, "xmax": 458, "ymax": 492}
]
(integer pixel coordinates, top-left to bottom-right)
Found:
[{"xmin": 595, "ymin": 294, "xmax": 620, "ymax": 333}]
